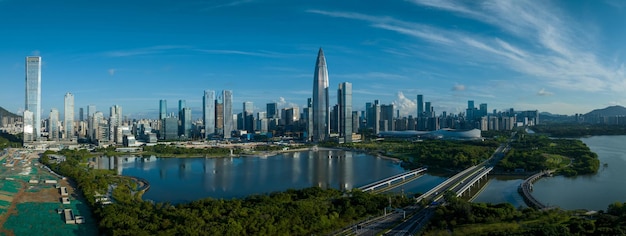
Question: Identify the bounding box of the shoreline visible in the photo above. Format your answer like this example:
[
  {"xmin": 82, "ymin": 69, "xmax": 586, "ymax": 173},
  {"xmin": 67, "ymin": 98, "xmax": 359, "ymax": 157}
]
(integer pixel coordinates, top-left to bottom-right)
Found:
[{"xmin": 105, "ymin": 146, "xmax": 404, "ymax": 163}]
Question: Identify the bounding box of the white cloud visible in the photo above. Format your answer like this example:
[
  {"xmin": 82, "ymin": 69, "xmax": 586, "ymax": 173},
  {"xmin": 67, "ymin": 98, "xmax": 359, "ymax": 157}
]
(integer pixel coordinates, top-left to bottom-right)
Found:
[
  {"xmin": 108, "ymin": 68, "xmax": 116, "ymax": 76},
  {"xmin": 392, "ymin": 91, "xmax": 416, "ymax": 117},
  {"xmin": 537, "ymin": 88, "xmax": 553, "ymax": 96},
  {"xmin": 276, "ymin": 97, "xmax": 299, "ymax": 109}
]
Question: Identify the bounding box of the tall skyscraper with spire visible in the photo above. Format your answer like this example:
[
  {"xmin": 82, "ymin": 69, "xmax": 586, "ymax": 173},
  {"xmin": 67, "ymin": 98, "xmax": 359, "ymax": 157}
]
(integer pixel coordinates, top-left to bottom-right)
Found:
[
  {"xmin": 312, "ymin": 48, "xmax": 329, "ymax": 142},
  {"xmin": 25, "ymin": 56, "xmax": 42, "ymax": 141}
]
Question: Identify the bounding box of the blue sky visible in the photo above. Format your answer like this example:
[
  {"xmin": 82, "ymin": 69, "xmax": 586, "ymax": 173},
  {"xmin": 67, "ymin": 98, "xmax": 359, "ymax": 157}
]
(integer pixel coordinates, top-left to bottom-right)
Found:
[{"xmin": 1, "ymin": 0, "xmax": 626, "ymax": 119}]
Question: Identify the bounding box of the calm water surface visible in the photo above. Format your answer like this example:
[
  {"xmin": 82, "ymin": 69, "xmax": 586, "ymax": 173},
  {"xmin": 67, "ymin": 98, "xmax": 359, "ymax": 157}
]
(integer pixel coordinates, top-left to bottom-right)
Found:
[
  {"xmin": 102, "ymin": 150, "xmax": 444, "ymax": 203},
  {"xmin": 474, "ymin": 135, "xmax": 626, "ymax": 211}
]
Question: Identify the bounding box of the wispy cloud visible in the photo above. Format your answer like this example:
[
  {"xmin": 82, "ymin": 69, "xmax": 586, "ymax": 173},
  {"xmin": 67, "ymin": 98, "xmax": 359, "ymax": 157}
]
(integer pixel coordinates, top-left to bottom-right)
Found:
[
  {"xmin": 194, "ymin": 49, "xmax": 286, "ymax": 57},
  {"xmin": 333, "ymin": 72, "xmax": 408, "ymax": 81},
  {"xmin": 108, "ymin": 68, "xmax": 116, "ymax": 76},
  {"xmin": 452, "ymin": 84, "xmax": 466, "ymax": 91},
  {"xmin": 104, "ymin": 45, "xmax": 188, "ymax": 57},
  {"xmin": 200, "ymin": 0, "xmax": 254, "ymax": 11},
  {"xmin": 311, "ymin": 2, "xmax": 626, "ymax": 93}
]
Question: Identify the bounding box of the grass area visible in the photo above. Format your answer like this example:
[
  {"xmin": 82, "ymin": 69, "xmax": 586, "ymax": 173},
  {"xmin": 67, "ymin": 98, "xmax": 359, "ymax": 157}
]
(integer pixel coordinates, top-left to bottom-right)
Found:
[{"xmin": 543, "ymin": 153, "xmax": 571, "ymax": 169}]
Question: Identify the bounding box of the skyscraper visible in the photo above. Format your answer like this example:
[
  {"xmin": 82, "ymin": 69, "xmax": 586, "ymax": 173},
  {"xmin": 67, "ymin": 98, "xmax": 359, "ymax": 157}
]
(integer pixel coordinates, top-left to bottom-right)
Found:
[
  {"xmin": 87, "ymin": 105, "xmax": 96, "ymax": 118},
  {"xmin": 64, "ymin": 92, "xmax": 74, "ymax": 140},
  {"xmin": 338, "ymin": 82, "xmax": 352, "ymax": 143},
  {"xmin": 222, "ymin": 90, "xmax": 233, "ymax": 139},
  {"xmin": 79, "ymin": 108, "xmax": 84, "ymax": 122},
  {"xmin": 159, "ymin": 100, "xmax": 167, "ymax": 120},
  {"xmin": 312, "ymin": 48, "xmax": 329, "ymax": 142},
  {"xmin": 23, "ymin": 110, "xmax": 34, "ymax": 142},
  {"xmin": 25, "ymin": 56, "xmax": 42, "ymax": 140},
  {"xmin": 110, "ymin": 105, "xmax": 122, "ymax": 143},
  {"xmin": 49, "ymin": 108, "xmax": 59, "ymax": 141},
  {"xmin": 243, "ymin": 101, "xmax": 254, "ymax": 133},
  {"xmin": 181, "ymin": 107, "xmax": 192, "ymax": 138},
  {"xmin": 266, "ymin": 103, "xmax": 277, "ymax": 119},
  {"xmin": 178, "ymin": 100, "xmax": 186, "ymax": 118},
  {"xmin": 203, "ymin": 90, "xmax": 216, "ymax": 137},
  {"xmin": 417, "ymin": 94, "xmax": 424, "ymax": 118}
]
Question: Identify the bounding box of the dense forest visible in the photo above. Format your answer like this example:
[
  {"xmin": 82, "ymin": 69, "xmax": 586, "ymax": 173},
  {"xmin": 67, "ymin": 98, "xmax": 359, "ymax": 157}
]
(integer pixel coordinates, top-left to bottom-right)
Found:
[
  {"xmin": 496, "ymin": 134, "xmax": 600, "ymax": 176},
  {"xmin": 426, "ymin": 193, "xmax": 626, "ymax": 235},
  {"xmin": 532, "ymin": 124, "xmax": 626, "ymax": 137},
  {"xmin": 335, "ymin": 140, "xmax": 498, "ymax": 170},
  {"xmin": 41, "ymin": 149, "xmax": 412, "ymax": 235}
]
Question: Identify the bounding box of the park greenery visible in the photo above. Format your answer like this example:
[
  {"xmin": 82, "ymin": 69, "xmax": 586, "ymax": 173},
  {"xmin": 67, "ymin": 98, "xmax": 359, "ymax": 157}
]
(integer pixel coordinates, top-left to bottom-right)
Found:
[
  {"xmin": 40, "ymin": 149, "xmax": 412, "ymax": 235},
  {"xmin": 0, "ymin": 132, "xmax": 22, "ymax": 149},
  {"xmin": 425, "ymin": 192, "xmax": 626, "ymax": 235},
  {"xmin": 532, "ymin": 123, "xmax": 626, "ymax": 137},
  {"xmin": 141, "ymin": 144, "xmax": 241, "ymax": 156},
  {"xmin": 332, "ymin": 139, "xmax": 499, "ymax": 170},
  {"xmin": 496, "ymin": 134, "xmax": 600, "ymax": 176}
]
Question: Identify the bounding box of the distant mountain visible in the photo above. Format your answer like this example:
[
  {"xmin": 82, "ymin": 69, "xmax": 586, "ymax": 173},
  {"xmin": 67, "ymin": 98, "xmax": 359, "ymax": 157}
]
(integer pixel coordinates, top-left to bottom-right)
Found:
[
  {"xmin": 584, "ymin": 105, "xmax": 626, "ymax": 117},
  {"xmin": 0, "ymin": 106, "xmax": 19, "ymax": 118}
]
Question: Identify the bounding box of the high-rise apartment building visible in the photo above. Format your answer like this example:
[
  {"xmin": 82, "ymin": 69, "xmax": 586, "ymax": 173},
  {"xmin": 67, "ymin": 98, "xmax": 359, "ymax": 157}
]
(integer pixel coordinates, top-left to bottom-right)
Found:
[
  {"xmin": 25, "ymin": 56, "xmax": 42, "ymax": 140},
  {"xmin": 203, "ymin": 90, "xmax": 216, "ymax": 137},
  {"xmin": 338, "ymin": 82, "xmax": 352, "ymax": 143},
  {"xmin": 312, "ymin": 48, "xmax": 329, "ymax": 142},
  {"xmin": 109, "ymin": 105, "xmax": 122, "ymax": 143},
  {"xmin": 222, "ymin": 90, "xmax": 233, "ymax": 139},
  {"xmin": 64, "ymin": 92, "xmax": 74, "ymax": 140}
]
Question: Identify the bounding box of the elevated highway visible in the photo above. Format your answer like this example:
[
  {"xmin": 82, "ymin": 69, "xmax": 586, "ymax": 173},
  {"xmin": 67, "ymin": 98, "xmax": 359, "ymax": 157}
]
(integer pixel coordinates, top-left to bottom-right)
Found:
[
  {"xmin": 357, "ymin": 167, "xmax": 427, "ymax": 193},
  {"xmin": 334, "ymin": 144, "xmax": 509, "ymax": 236}
]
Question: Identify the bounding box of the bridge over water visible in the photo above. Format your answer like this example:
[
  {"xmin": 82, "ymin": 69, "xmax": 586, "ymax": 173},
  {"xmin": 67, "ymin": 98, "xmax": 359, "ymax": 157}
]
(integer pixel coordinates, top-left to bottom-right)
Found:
[
  {"xmin": 518, "ymin": 170, "xmax": 553, "ymax": 209},
  {"xmin": 357, "ymin": 167, "xmax": 428, "ymax": 193}
]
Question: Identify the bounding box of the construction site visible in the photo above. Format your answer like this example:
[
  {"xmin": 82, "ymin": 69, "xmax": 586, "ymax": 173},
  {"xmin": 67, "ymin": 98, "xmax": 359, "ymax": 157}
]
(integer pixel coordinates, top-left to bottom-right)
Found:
[{"xmin": 0, "ymin": 148, "xmax": 98, "ymax": 235}]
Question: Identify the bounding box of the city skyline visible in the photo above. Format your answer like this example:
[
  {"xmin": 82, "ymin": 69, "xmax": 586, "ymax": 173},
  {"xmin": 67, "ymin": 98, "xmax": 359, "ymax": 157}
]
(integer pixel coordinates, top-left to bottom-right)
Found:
[{"xmin": 2, "ymin": 1, "xmax": 626, "ymax": 117}]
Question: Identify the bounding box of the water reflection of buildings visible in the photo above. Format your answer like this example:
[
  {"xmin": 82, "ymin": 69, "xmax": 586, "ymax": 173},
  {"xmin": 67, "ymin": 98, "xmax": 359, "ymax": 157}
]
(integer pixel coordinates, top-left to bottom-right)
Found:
[
  {"xmin": 308, "ymin": 150, "xmax": 355, "ymax": 191},
  {"xmin": 93, "ymin": 155, "xmax": 159, "ymax": 176}
]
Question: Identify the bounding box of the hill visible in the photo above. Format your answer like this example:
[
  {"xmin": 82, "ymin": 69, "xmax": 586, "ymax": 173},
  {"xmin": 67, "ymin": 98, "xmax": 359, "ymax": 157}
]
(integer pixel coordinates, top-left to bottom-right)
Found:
[
  {"xmin": 0, "ymin": 106, "xmax": 19, "ymax": 118},
  {"xmin": 584, "ymin": 105, "xmax": 626, "ymax": 117}
]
